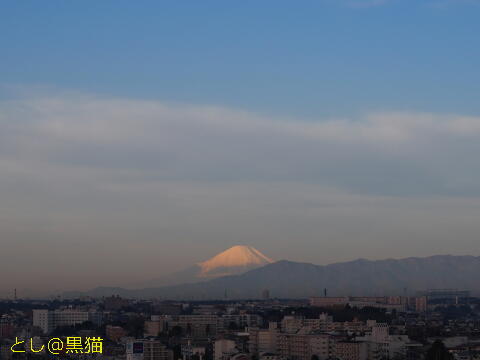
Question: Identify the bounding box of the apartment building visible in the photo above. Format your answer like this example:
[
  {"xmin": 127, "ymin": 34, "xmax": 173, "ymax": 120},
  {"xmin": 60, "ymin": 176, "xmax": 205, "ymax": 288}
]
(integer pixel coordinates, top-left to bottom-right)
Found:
[
  {"xmin": 277, "ymin": 330, "xmax": 311, "ymax": 360},
  {"xmin": 249, "ymin": 322, "xmax": 279, "ymax": 355},
  {"xmin": 168, "ymin": 315, "xmax": 222, "ymax": 338},
  {"xmin": 309, "ymin": 333, "xmax": 336, "ymax": 360},
  {"xmin": 334, "ymin": 341, "xmax": 367, "ymax": 360},
  {"xmin": 356, "ymin": 323, "xmax": 410, "ymax": 360},
  {"xmin": 283, "ymin": 314, "xmax": 369, "ymax": 334},
  {"xmin": 33, "ymin": 309, "xmax": 103, "ymax": 334},
  {"xmin": 277, "ymin": 328, "xmax": 339, "ymax": 360}
]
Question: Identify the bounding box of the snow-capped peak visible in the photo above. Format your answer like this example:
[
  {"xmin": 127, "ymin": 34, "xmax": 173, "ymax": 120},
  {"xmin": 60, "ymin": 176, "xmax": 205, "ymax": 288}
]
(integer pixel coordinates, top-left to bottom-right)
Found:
[{"xmin": 198, "ymin": 245, "xmax": 273, "ymax": 277}]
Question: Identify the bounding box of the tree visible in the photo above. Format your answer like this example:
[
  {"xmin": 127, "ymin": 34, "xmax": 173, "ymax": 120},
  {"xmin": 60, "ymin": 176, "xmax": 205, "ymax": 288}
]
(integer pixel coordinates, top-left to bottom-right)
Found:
[
  {"xmin": 228, "ymin": 321, "xmax": 239, "ymax": 330},
  {"xmin": 426, "ymin": 340, "xmax": 453, "ymax": 360},
  {"xmin": 125, "ymin": 316, "xmax": 145, "ymax": 338},
  {"xmin": 169, "ymin": 325, "xmax": 183, "ymax": 337}
]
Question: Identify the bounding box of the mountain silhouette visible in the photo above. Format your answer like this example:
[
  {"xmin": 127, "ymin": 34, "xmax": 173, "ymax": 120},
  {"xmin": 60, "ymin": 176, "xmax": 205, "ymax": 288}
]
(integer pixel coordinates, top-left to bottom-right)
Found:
[
  {"xmin": 64, "ymin": 254, "xmax": 480, "ymax": 299},
  {"xmin": 137, "ymin": 245, "xmax": 273, "ymax": 288}
]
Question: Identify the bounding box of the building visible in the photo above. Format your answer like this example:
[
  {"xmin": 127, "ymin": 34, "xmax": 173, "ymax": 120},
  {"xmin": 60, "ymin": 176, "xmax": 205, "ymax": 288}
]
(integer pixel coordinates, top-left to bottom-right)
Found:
[
  {"xmin": 104, "ymin": 295, "xmax": 130, "ymax": 311},
  {"xmin": 181, "ymin": 340, "xmax": 207, "ymax": 360},
  {"xmin": 281, "ymin": 314, "xmax": 369, "ymax": 334},
  {"xmin": 106, "ymin": 325, "xmax": 128, "ymax": 342},
  {"xmin": 168, "ymin": 315, "xmax": 221, "ymax": 339},
  {"xmin": 311, "ymin": 296, "xmax": 412, "ymax": 312},
  {"xmin": 281, "ymin": 316, "xmax": 305, "ymax": 333},
  {"xmin": 356, "ymin": 323, "xmax": 411, "ymax": 360},
  {"xmin": 414, "ymin": 296, "xmax": 427, "ymax": 312},
  {"xmin": 223, "ymin": 314, "xmax": 262, "ymax": 329},
  {"xmin": 347, "ymin": 301, "xmax": 406, "ymax": 312},
  {"xmin": 422, "ymin": 289, "xmax": 470, "ymax": 301},
  {"xmin": 249, "ymin": 322, "xmax": 278, "ymax": 356},
  {"xmin": 154, "ymin": 303, "xmax": 183, "ymax": 315},
  {"xmin": 0, "ymin": 318, "xmax": 14, "ymax": 338},
  {"xmin": 33, "ymin": 309, "xmax": 103, "ymax": 334},
  {"xmin": 277, "ymin": 328, "xmax": 339, "ymax": 360},
  {"xmin": 145, "ymin": 319, "xmax": 165, "ymax": 337},
  {"xmin": 334, "ymin": 341, "xmax": 367, "ymax": 360},
  {"xmin": 309, "ymin": 333, "xmax": 335, "ymax": 360},
  {"xmin": 277, "ymin": 330, "xmax": 309, "ymax": 360},
  {"xmin": 214, "ymin": 339, "xmax": 237, "ymax": 360},
  {"xmin": 126, "ymin": 339, "xmax": 174, "ymax": 360},
  {"xmin": 310, "ymin": 297, "xmax": 349, "ymax": 307}
]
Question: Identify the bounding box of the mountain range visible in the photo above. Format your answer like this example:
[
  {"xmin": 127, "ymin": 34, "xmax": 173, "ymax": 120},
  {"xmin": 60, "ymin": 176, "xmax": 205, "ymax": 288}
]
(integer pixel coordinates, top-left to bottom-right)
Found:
[
  {"xmin": 138, "ymin": 245, "xmax": 273, "ymax": 288},
  {"xmin": 64, "ymin": 246, "xmax": 480, "ymax": 299}
]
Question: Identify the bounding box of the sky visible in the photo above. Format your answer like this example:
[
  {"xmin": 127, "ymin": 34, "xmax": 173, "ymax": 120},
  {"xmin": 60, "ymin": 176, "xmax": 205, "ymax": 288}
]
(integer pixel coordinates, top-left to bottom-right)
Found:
[{"xmin": 1, "ymin": 0, "xmax": 480, "ymax": 297}]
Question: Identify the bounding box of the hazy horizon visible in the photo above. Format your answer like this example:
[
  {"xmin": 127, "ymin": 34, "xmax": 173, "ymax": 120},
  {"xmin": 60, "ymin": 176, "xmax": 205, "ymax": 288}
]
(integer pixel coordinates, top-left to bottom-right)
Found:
[{"xmin": 2, "ymin": 1, "xmax": 480, "ymax": 297}]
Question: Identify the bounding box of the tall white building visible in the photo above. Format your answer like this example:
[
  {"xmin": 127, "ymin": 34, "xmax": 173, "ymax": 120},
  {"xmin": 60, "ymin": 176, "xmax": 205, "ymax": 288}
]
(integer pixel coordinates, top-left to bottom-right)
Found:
[{"xmin": 33, "ymin": 309, "xmax": 103, "ymax": 334}]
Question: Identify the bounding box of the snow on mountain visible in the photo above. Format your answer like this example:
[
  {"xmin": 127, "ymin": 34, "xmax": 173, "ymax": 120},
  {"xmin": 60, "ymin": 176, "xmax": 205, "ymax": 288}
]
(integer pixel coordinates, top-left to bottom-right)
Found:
[
  {"xmin": 137, "ymin": 245, "xmax": 273, "ymax": 287},
  {"xmin": 198, "ymin": 245, "xmax": 273, "ymax": 278}
]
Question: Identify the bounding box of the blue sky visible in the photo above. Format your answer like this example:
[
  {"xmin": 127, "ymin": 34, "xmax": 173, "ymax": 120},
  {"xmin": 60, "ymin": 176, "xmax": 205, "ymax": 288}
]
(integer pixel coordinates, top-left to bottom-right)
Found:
[
  {"xmin": 2, "ymin": 0, "xmax": 480, "ymax": 118},
  {"xmin": 2, "ymin": 1, "xmax": 480, "ymax": 295}
]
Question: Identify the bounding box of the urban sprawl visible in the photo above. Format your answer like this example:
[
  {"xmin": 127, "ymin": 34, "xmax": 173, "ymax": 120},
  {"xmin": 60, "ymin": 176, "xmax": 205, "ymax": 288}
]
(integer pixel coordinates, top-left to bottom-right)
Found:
[{"xmin": 1, "ymin": 289, "xmax": 479, "ymax": 360}]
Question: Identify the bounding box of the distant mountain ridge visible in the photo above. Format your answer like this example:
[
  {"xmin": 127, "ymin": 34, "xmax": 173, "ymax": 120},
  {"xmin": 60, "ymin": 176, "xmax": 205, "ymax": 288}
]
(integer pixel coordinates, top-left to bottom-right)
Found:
[
  {"xmin": 134, "ymin": 245, "xmax": 274, "ymax": 288},
  {"xmin": 64, "ymin": 254, "xmax": 480, "ymax": 299}
]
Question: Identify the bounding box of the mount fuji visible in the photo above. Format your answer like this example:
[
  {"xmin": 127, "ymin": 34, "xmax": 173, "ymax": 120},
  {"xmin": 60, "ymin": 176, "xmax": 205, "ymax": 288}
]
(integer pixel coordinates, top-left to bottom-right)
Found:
[{"xmin": 139, "ymin": 245, "xmax": 274, "ymax": 288}]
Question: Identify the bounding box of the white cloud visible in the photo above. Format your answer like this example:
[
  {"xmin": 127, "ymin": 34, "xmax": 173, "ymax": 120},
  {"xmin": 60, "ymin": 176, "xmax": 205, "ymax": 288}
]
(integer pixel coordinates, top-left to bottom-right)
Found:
[
  {"xmin": 1, "ymin": 92, "xmax": 480, "ymax": 196},
  {"xmin": 2, "ymin": 90, "xmax": 480, "ymax": 294}
]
